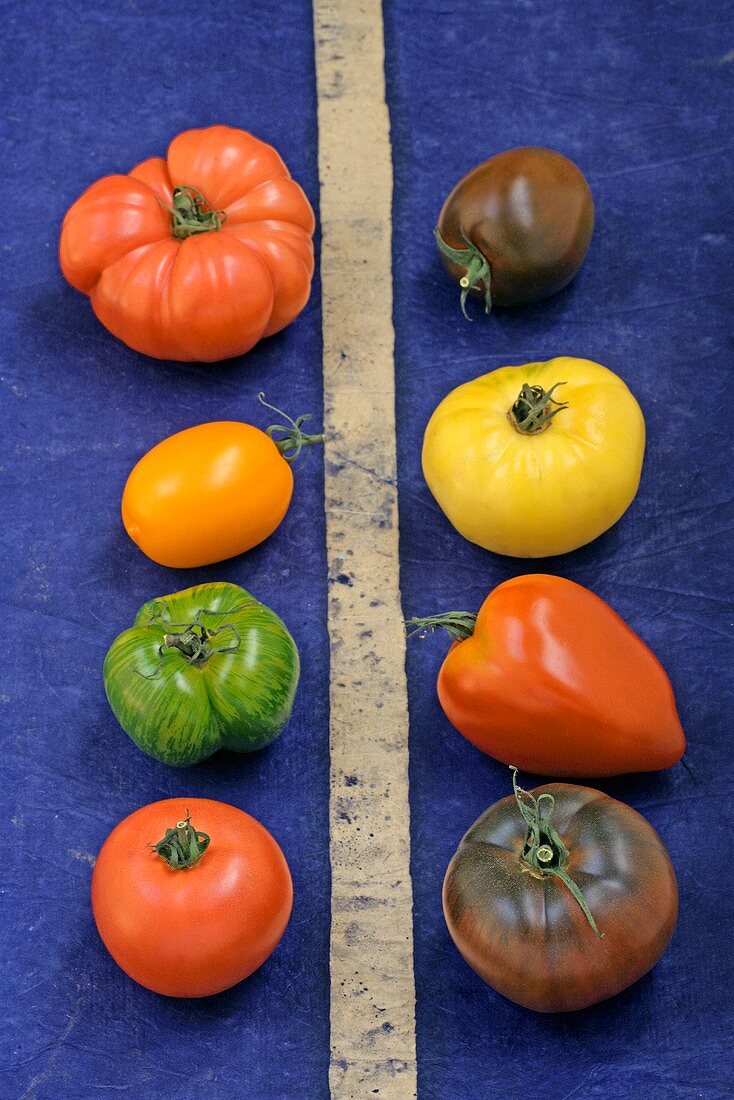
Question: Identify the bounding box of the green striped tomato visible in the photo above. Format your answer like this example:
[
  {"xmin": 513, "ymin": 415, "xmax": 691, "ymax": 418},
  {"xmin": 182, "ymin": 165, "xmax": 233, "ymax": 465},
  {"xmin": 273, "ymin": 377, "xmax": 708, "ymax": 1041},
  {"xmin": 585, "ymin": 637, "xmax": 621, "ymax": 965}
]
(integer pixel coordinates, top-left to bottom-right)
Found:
[{"xmin": 103, "ymin": 582, "xmax": 299, "ymax": 766}]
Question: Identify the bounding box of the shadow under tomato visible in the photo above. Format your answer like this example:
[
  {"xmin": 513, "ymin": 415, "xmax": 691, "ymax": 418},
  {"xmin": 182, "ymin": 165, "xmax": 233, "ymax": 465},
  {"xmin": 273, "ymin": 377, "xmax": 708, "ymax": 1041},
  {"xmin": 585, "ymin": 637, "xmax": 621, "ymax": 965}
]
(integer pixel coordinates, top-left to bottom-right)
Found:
[
  {"xmin": 521, "ymin": 965, "xmax": 660, "ymax": 1030},
  {"xmin": 11, "ymin": 277, "xmax": 315, "ymax": 392},
  {"xmin": 186, "ymin": 739, "xmax": 283, "ymax": 786},
  {"xmin": 422, "ymin": 252, "xmax": 589, "ymax": 334}
]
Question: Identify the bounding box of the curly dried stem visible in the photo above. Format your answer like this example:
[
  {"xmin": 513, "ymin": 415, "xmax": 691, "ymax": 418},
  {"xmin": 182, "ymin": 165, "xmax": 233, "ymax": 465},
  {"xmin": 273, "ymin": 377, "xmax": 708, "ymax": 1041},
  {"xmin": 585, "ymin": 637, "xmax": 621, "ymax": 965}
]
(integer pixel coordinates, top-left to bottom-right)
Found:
[{"xmin": 258, "ymin": 393, "xmax": 324, "ymax": 462}]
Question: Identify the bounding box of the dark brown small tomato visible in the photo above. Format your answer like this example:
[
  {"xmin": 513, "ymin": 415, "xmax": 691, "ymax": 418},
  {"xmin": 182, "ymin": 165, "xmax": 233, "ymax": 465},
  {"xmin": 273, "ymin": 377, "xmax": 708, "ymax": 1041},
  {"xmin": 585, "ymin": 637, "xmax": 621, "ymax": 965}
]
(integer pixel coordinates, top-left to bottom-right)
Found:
[
  {"xmin": 443, "ymin": 772, "xmax": 678, "ymax": 1012},
  {"xmin": 435, "ymin": 147, "xmax": 594, "ymax": 315}
]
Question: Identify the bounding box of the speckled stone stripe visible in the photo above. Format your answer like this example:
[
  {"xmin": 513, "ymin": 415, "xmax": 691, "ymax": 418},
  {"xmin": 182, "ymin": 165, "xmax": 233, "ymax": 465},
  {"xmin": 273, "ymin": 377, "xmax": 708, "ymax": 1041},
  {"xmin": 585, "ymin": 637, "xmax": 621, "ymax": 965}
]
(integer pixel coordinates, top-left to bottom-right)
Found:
[{"xmin": 313, "ymin": 3, "xmax": 418, "ymax": 1097}]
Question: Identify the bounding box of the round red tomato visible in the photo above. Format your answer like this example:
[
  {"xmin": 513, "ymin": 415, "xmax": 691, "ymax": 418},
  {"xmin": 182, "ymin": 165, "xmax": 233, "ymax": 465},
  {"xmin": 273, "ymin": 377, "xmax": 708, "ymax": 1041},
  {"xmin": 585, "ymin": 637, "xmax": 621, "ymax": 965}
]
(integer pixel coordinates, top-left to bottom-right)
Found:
[
  {"xmin": 92, "ymin": 798, "xmax": 293, "ymax": 997},
  {"xmin": 59, "ymin": 125, "xmax": 315, "ymax": 361},
  {"xmin": 443, "ymin": 773, "xmax": 678, "ymax": 1012}
]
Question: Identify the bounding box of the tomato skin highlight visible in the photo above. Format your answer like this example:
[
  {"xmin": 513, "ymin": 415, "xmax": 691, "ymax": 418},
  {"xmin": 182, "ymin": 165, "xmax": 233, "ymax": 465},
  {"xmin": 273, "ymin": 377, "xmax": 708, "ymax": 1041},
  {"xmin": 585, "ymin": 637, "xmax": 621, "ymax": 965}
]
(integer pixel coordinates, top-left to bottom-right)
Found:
[
  {"xmin": 92, "ymin": 798, "xmax": 293, "ymax": 998},
  {"xmin": 59, "ymin": 125, "xmax": 315, "ymax": 362},
  {"xmin": 435, "ymin": 575, "xmax": 685, "ymax": 777},
  {"xmin": 122, "ymin": 421, "xmax": 293, "ymax": 568},
  {"xmin": 443, "ymin": 783, "xmax": 678, "ymax": 1012},
  {"xmin": 436, "ymin": 146, "xmax": 594, "ymax": 310}
]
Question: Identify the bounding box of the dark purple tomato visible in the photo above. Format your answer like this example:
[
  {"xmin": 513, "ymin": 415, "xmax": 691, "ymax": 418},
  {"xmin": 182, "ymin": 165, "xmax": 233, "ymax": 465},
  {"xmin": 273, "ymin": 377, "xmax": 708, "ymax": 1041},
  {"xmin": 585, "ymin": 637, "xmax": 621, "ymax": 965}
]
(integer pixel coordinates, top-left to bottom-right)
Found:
[
  {"xmin": 435, "ymin": 147, "xmax": 594, "ymax": 315},
  {"xmin": 443, "ymin": 773, "xmax": 678, "ymax": 1012}
]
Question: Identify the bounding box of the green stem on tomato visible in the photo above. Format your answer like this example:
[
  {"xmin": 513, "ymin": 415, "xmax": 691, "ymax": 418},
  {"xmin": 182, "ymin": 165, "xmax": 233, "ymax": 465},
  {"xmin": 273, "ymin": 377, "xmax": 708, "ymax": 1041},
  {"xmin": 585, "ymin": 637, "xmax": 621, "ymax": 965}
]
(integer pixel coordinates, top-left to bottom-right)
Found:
[
  {"xmin": 152, "ymin": 810, "xmax": 210, "ymax": 870},
  {"xmin": 135, "ymin": 622, "xmax": 241, "ymax": 680},
  {"xmin": 511, "ymin": 767, "xmax": 603, "ymax": 938},
  {"xmin": 404, "ymin": 612, "xmax": 477, "ymax": 642},
  {"xmin": 258, "ymin": 393, "xmax": 325, "ymax": 462},
  {"xmin": 434, "ymin": 227, "xmax": 493, "ymax": 318},
  {"xmin": 162, "ymin": 623, "xmax": 241, "ymax": 664},
  {"xmin": 158, "ymin": 186, "xmax": 226, "ymax": 239},
  {"xmin": 508, "ymin": 382, "xmax": 568, "ymax": 435}
]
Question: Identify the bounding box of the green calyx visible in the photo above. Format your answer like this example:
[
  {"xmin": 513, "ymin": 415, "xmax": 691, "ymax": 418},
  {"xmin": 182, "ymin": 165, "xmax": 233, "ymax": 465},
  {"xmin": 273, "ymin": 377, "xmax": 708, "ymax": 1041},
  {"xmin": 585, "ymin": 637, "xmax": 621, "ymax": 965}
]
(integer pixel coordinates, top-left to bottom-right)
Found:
[
  {"xmin": 511, "ymin": 767, "xmax": 602, "ymax": 938},
  {"xmin": 404, "ymin": 611, "xmax": 477, "ymax": 642},
  {"xmin": 258, "ymin": 393, "xmax": 325, "ymax": 463},
  {"xmin": 159, "ymin": 185, "xmax": 226, "ymax": 239},
  {"xmin": 161, "ymin": 622, "xmax": 241, "ymax": 666},
  {"xmin": 136, "ymin": 613, "xmax": 242, "ymax": 680},
  {"xmin": 152, "ymin": 810, "xmax": 210, "ymax": 870},
  {"xmin": 509, "ymin": 382, "xmax": 568, "ymax": 435},
  {"xmin": 434, "ymin": 227, "xmax": 492, "ymax": 320}
]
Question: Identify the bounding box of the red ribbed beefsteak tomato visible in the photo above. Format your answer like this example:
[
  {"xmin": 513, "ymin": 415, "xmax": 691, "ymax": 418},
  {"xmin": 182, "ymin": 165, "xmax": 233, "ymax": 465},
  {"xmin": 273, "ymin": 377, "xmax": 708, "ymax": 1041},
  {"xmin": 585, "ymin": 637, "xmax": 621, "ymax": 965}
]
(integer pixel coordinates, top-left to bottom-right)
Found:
[{"xmin": 60, "ymin": 125, "xmax": 315, "ymax": 361}]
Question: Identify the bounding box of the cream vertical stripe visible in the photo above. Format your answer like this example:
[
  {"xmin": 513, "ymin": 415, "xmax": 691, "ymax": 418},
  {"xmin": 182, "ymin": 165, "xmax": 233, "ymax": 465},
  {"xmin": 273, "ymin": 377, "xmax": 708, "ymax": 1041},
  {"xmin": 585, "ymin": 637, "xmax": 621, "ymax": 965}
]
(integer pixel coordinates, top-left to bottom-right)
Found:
[{"xmin": 313, "ymin": 2, "xmax": 418, "ymax": 1098}]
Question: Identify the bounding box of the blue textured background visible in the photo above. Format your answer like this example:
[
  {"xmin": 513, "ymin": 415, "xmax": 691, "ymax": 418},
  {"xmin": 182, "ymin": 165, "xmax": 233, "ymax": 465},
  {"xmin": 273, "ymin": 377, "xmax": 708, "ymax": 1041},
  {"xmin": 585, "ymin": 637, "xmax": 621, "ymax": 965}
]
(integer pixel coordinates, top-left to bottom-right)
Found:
[
  {"xmin": 0, "ymin": 2, "xmax": 329, "ymax": 1096},
  {"xmin": 386, "ymin": 1, "xmax": 734, "ymax": 1097},
  {"xmin": 1, "ymin": 0, "xmax": 733, "ymax": 1097}
]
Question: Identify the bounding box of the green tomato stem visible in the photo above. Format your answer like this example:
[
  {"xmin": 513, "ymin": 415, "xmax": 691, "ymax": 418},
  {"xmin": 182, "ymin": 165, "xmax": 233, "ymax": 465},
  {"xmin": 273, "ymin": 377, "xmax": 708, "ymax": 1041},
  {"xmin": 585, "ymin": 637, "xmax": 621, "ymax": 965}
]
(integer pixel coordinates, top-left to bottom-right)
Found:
[
  {"xmin": 136, "ymin": 621, "xmax": 241, "ymax": 680},
  {"xmin": 434, "ymin": 227, "xmax": 493, "ymax": 319},
  {"xmin": 258, "ymin": 392, "xmax": 325, "ymax": 462},
  {"xmin": 157, "ymin": 186, "xmax": 227, "ymax": 239},
  {"xmin": 509, "ymin": 382, "xmax": 569, "ymax": 435},
  {"xmin": 404, "ymin": 611, "xmax": 477, "ymax": 642},
  {"xmin": 511, "ymin": 767, "xmax": 603, "ymax": 939},
  {"xmin": 152, "ymin": 810, "xmax": 210, "ymax": 870},
  {"xmin": 162, "ymin": 624, "xmax": 240, "ymax": 663}
]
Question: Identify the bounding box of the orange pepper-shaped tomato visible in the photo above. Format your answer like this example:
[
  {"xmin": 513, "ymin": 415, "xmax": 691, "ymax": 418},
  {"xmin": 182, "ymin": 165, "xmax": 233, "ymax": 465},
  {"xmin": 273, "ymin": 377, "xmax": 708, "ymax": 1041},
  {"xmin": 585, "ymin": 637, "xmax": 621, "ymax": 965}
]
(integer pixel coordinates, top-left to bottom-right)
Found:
[
  {"xmin": 59, "ymin": 125, "xmax": 315, "ymax": 361},
  {"xmin": 122, "ymin": 402, "xmax": 323, "ymax": 568},
  {"xmin": 408, "ymin": 575, "xmax": 685, "ymax": 777}
]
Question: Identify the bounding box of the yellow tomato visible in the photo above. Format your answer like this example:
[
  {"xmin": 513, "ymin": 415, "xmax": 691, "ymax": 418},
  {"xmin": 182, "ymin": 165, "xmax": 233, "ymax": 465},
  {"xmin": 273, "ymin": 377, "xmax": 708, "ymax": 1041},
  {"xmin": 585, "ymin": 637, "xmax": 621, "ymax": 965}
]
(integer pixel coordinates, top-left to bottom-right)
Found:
[
  {"xmin": 121, "ymin": 402, "xmax": 323, "ymax": 568},
  {"xmin": 422, "ymin": 357, "xmax": 645, "ymax": 558},
  {"xmin": 122, "ymin": 422, "xmax": 293, "ymax": 568}
]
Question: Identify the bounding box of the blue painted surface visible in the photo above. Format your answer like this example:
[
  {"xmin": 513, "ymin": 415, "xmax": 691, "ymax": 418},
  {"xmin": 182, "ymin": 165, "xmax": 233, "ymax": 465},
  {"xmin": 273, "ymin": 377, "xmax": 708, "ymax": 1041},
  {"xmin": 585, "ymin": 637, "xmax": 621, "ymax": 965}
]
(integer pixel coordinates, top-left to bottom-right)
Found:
[
  {"xmin": 0, "ymin": 2, "xmax": 329, "ymax": 1097},
  {"xmin": 3, "ymin": 1, "xmax": 734, "ymax": 1097},
  {"xmin": 385, "ymin": 1, "xmax": 734, "ymax": 1097}
]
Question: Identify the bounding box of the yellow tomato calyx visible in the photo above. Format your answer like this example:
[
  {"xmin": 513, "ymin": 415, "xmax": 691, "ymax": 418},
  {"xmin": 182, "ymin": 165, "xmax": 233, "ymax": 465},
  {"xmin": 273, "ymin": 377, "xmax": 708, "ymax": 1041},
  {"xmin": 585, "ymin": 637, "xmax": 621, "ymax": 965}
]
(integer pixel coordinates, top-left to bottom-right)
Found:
[{"xmin": 508, "ymin": 381, "xmax": 568, "ymax": 435}]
